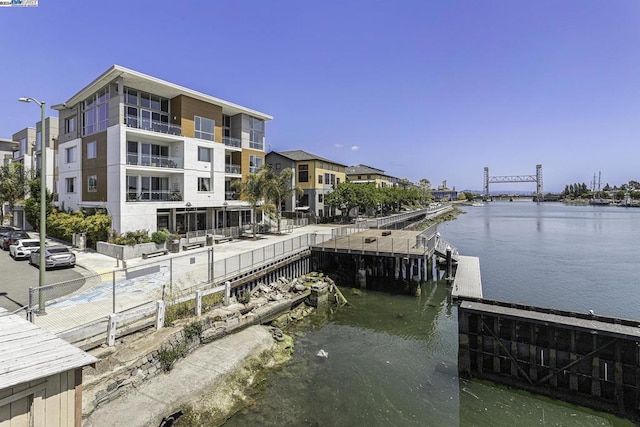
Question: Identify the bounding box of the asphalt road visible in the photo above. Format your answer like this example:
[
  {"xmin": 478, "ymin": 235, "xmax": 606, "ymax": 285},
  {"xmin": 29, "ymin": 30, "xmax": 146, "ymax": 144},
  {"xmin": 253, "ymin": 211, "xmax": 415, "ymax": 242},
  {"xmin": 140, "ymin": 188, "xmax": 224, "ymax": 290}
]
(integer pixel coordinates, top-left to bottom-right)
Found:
[{"xmin": 0, "ymin": 246, "xmax": 85, "ymax": 312}]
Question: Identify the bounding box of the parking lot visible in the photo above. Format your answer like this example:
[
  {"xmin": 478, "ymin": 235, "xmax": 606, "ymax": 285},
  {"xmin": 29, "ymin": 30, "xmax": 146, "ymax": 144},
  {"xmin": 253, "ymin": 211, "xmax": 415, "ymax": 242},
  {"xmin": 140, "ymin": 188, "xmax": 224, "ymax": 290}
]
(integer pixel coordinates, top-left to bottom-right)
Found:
[{"xmin": 0, "ymin": 243, "xmax": 85, "ymax": 312}]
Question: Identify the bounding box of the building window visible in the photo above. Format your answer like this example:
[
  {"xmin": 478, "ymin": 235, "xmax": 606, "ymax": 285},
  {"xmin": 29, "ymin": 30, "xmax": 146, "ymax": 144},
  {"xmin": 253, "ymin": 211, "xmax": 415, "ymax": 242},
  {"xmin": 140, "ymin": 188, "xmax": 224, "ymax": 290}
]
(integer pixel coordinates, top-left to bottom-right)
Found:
[
  {"xmin": 87, "ymin": 141, "xmax": 97, "ymax": 159},
  {"xmin": 66, "ymin": 146, "xmax": 77, "ymax": 163},
  {"xmin": 198, "ymin": 177, "xmax": 211, "ymax": 192},
  {"xmin": 195, "ymin": 116, "xmax": 215, "ymax": 141},
  {"xmin": 65, "ymin": 116, "xmax": 76, "ymax": 133},
  {"xmin": 318, "ymin": 175, "xmax": 323, "ymax": 184},
  {"xmin": 66, "ymin": 177, "xmax": 75, "ymax": 193},
  {"xmin": 298, "ymin": 164, "xmax": 309, "ymax": 182},
  {"xmin": 198, "ymin": 146, "xmax": 212, "ymax": 162},
  {"xmin": 324, "ymin": 173, "xmax": 330, "ymax": 185},
  {"xmin": 275, "ymin": 163, "xmax": 281, "ymax": 170},
  {"xmin": 36, "ymin": 131, "xmax": 41, "ymax": 151},
  {"xmin": 19, "ymin": 137, "xmax": 26, "ymax": 156},
  {"xmin": 82, "ymin": 85, "xmax": 109, "ymax": 135},
  {"xmin": 127, "ymin": 175, "xmax": 137, "ymax": 200},
  {"xmin": 249, "ymin": 117, "xmax": 264, "ymax": 150},
  {"xmin": 249, "ymin": 155, "xmax": 263, "ymax": 173},
  {"xmin": 88, "ymin": 175, "xmax": 97, "ymax": 192},
  {"xmin": 318, "ymin": 194, "xmax": 323, "ymax": 203},
  {"xmin": 337, "ymin": 177, "xmax": 340, "ymax": 185}
]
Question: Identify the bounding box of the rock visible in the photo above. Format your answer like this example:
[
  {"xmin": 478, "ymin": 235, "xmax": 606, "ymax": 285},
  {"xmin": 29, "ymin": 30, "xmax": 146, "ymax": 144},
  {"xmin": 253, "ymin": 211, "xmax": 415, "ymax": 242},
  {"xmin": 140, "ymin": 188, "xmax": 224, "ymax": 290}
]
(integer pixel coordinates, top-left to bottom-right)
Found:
[
  {"xmin": 316, "ymin": 349, "xmax": 329, "ymax": 358},
  {"xmin": 351, "ymin": 288, "xmax": 362, "ymax": 296},
  {"xmin": 294, "ymin": 283, "xmax": 307, "ymax": 292}
]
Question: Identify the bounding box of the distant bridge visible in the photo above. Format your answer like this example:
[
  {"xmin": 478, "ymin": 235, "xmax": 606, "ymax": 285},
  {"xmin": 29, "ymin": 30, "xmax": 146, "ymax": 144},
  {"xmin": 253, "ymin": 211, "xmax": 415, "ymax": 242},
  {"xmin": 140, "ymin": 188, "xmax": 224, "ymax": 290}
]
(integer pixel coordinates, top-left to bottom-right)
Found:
[{"xmin": 483, "ymin": 165, "xmax": 543, "ymax": 202}]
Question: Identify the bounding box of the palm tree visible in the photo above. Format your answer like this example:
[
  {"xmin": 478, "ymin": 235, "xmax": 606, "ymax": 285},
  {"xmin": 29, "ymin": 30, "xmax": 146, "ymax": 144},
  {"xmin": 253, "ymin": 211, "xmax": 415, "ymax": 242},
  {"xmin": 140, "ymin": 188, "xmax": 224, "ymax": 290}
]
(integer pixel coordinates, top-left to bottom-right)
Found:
[
  {"xmin": 262, "ymin": 166, "xmax": 302, "ymax": 234},
  {"xmin": 232, "ymin": 170, "xmax": 265, "ymax": 239}
]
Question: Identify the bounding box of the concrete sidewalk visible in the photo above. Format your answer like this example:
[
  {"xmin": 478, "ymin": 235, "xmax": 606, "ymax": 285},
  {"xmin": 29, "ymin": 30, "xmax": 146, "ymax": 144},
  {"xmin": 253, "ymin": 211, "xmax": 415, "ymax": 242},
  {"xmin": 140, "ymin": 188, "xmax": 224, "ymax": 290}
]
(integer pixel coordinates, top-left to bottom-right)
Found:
[{"xmin": 83, "ymin": 325, "xmax": 275, "ymax": 427}]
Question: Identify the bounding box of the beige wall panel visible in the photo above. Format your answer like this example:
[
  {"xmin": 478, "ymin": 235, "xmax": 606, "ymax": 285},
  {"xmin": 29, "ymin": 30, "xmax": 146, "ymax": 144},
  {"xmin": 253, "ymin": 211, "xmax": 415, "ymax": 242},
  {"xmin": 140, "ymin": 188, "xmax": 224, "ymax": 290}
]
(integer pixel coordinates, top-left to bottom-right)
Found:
[
  {"xmin": 177, "ymin": 95, "xmax": 223, "ymax": 141},
  {"xmin": 241, "ymin": 149, "xmax": 264, "ymax": 179}
]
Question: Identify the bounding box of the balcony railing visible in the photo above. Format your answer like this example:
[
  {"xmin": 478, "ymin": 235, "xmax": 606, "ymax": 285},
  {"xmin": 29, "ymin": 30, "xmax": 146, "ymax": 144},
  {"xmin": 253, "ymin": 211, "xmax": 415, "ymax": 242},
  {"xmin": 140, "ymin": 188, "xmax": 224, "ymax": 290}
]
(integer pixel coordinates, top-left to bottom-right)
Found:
[
  {"xmin": 225, "ymin": 163, "xmax": 241, "ymax": 174},
  {"xmin": 127, "ymin": 190, "xmax": 183, "ymax": 202},
  {"xmin": 125, "ymin": 115, "xmax": 182, "ymax": 135},
  {"xmin": 127, "ymin": 153, "xmax": 182, "ymax": 169},
  {"xmin": 223, "ymin": 136, "xmax": 242, "ymax": 148},
  {"xmin": 225, "ymin": 191, "xmax": 240, "ymax": 200}
]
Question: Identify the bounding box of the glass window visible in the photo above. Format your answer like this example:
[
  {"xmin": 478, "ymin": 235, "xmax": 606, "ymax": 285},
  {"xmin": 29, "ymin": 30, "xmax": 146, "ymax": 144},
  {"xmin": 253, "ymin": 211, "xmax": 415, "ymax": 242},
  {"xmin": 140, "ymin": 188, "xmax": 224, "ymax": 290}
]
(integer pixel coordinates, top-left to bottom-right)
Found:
[
  {"xmin": 318, "ymin": 175, "xmax": 323, "ymax": 184},
  {"xmin": 82, "ymin": 85, "xmax": 110, "ymax": 135},
  {"xmin": 65, "ymin": 116, "xmax": 76, "ymax": 133},
  {"xmin": 19, "ymin": 137, "xmax": 26, "ymax": 155},
  {"xmin": 325, "ymin": 173, "xmax": 330, "ymax": 185},
  {"xmin": 249, "ymin": 116, "xmax": 264, "ymax": 150},
  {"xmin": 126, "ymin": 89, "xmax": 138, "ymax": 105},
  {"xmin": 87, "ymin": 141, "xmax": 97, "ymax": 159},
  {"xmin": 249, "ymin": 155, "xmax": 263, "ymax": 173},
  {"xmin": 88, "ymin": 175, "xmax": 97, "ymax": 192},
  {"xmin": 198, "ymin": 147, "xmax": 212, "ymax": 162},
  {"xmin": 195, "ymin": 116, "xmax": 215, "ymax": 141},
  {"xmin": 318, "ymin": 194, "xmax": 323, "ymax": 203},
  {"xmin": 140, "ymin": 92, "xmax": 151, "ymax": 108},
  {"xmin": 198, "ymin": 177, "xmax": 211, "ymax": 192},
  {"xmin": 66, "ymin": 146, "xmax": 76, "ymax": 163},
  {"xmin": 127, "ymin": 175, "xmax": 137, "ymax": 200},
  {"xmin": 298, "ymin": 164, "xmax": 308, "ymax": 182},
  {"xmin": 66, "ymin": 177, "xmax": 75, "ymax": 193}
]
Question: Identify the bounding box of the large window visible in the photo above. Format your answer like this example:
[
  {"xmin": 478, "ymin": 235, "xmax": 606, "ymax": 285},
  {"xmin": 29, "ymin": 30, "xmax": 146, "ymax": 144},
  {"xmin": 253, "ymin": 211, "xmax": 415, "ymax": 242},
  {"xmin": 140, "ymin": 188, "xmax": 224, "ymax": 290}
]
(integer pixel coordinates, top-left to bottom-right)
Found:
[
  {"xmin": 87, "ymin": 141, "xmax": 97, "ymax": 159},
  {"xmin": 198, "ymin": 147, "xmax": 212, "ymax": 162},
  {"xmin": 124, "ymin": 88, "xmax": 171, "ymax": 133},
  {"xmin": 65, "ymin": 177, "xmax": 75, "ymax": 193},
  {"xmin": 248, "ymin": 117, "xmax": 264, "ymax": 150},
  {"xmin": 88, "ymin": 175, "xmax": 97, "ymax": 192},
  {"xmin": 66, "ymin": 146, "xmax": 77, "ymax": 163},
  {"xmin": 198, "ymin": 177, "xmax": 211, "ymax": 192},
  {"xmin": 65, "ymin": 116, "xmax": 76, "ymax": 133},
  {"xmin": 19, "ymin": 137, "xmax": 26, "ymax": 156},
  {"xmin": 249, "ymin": 155, "xmax": 263, "ymax": 173},
  {"xmin": 298, "ymin": 164, "xmax": 309, "ymax": 182},
  {"xmin": 195, "ymin": 116, "xmax": 215, "ymax": 141},
  {"xmin": 83, "ymin": 86, "xmax": 109, "ymax": 135}
]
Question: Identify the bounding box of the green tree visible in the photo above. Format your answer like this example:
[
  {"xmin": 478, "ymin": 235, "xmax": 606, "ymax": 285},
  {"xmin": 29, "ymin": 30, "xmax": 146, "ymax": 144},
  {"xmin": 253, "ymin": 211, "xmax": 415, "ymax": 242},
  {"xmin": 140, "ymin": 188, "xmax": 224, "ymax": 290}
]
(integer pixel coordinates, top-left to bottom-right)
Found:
[
  {"xmin": 325, "ymin": 182, "xmax": 362, "ymax": 222},
  {"xmin": 233, "ymin": 170, "xmax": 266, "ymax": 239},
  {"xmin": 262, "ymin": 166, "xmax": 302, "ymax": 234},
  {"xmin": 24, "ymin": 178, "xmax": 54, "ymax": 231},
  {"xmin": 0, "ymin": 162, "xmax": 31, "ymax": 222}
]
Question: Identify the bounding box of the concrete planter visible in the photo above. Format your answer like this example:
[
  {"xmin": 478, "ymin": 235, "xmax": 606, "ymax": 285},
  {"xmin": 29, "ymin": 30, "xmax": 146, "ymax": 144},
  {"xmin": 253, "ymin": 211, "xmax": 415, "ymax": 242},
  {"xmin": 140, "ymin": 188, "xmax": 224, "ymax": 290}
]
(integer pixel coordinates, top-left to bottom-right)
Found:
[{"xmin": 97, "ymin": 241, "xmax": 167, "ymax": 260}]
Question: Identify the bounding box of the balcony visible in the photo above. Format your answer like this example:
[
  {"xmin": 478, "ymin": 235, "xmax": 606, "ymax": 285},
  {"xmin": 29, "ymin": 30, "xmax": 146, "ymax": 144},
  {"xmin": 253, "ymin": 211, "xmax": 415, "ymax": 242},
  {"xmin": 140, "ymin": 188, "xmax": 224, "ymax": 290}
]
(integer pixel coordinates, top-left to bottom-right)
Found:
[
  {"xmin": 125, "ymin": 115, "xmax": 182, "ymax": 136},
  {"xmin": 225, "ymin": 163, "xmax": 241, "ymax": 174},
  {"xmin": 223, "ymin": 136, "xmax": 242, "ymax": 149},
  {"xmin": 127, "ymin": 190, "xmax": 183, "ymax": 202},
  {"xmin": 127, "ymin": 153, "xmax": 183, "ymax": 169},
  {"xmin": 225, "ymin": 191, "xmax": 240, "ymax": 200}
]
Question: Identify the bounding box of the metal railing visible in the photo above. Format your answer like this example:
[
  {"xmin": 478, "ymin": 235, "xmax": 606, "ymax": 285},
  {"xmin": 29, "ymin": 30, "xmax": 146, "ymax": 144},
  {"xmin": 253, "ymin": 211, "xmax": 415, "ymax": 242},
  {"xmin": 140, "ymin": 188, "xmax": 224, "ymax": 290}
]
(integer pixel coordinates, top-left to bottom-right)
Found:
[
  {"xmin": 225, "ymin": 191, "xmax": 240, "ymax": 200},
  {"xmin": 125, "ymin": 115, "xmax": 182, "ymax": 135},
  {"xmin": 127, "ymin": 190, "xmax": 182, "ymax": 202},
  {"xmin": 26, "ymin": 232, "xmax": 330, "ymax": 340},
  {"xmin": 127, "ymin": 153, "xmax": 182, "ymax": 169},
  {"xmin": 223, "ymin": 136, "xmax": 242, "ymax": 148},
  {"xmin": 225, "ymin": 163, "xmax": 241, "ymax": 174}
]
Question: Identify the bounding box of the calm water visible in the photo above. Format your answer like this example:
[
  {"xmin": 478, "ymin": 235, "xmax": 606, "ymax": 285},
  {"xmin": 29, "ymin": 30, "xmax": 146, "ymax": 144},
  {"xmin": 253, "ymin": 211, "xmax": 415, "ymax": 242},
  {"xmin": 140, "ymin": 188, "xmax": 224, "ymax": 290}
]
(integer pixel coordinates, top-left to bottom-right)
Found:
[{"xmin": 224, "ymin": 202, "xmax": 638, "ymax": 426}]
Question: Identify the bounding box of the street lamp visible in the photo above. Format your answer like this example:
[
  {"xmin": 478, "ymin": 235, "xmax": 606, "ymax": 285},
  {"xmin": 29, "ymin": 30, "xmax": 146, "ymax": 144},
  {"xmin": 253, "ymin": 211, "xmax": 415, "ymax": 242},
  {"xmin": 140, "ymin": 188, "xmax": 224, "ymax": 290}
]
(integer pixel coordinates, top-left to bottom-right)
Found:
[
  {"xmin": 223, "ymin": 201, "xmax": 228, "ymax": 235},
  {"xmin": 185, "ymin": 202, "xmax": 192, "ymax": 241},
  {"xmin": 19, "ymin": 97, "xmax": 46, "ymax": 314}
]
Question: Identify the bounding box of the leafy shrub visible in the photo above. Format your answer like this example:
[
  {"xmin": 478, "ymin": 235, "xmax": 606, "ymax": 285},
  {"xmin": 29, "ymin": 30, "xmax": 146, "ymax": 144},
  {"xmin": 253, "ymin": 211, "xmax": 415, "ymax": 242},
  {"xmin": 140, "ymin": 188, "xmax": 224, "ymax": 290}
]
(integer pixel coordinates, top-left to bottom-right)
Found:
[
  {"xmin": 46, "ymin": 210, "xmax": 111, "ymax": 249},
  {"xmin": 110, "ymin": 229, "xmax": 151, "ymax": 246},
  {"xmin": 151, "ymin": 229, "xmax": 170, "ymax": 244}
]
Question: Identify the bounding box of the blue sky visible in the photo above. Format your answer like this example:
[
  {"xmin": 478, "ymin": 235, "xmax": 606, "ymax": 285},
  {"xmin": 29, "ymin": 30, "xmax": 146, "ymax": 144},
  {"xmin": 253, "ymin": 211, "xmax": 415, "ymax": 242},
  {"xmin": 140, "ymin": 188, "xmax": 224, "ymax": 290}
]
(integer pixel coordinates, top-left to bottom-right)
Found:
[{"xmin": 1, "ymin": 0, "xmax": 639, "ymax": 192}]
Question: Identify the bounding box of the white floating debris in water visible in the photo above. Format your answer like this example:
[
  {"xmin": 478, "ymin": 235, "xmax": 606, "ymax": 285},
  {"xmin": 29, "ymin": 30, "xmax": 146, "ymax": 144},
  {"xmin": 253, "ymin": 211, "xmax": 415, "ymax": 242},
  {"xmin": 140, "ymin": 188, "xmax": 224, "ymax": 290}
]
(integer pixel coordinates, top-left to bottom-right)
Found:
[{"xmin": 316, "ymin": 349, "xmax": 329, "ymax": 358}]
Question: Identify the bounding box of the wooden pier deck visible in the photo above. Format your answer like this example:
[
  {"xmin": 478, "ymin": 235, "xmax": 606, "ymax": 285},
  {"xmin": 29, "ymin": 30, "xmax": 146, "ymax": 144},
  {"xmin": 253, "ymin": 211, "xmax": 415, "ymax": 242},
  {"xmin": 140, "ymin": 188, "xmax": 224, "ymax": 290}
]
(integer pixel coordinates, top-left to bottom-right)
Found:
[
  {"xmin": 451, "ymin": 256, "xmax": 483, "ymax": 298},
  {"xmin": 311, "ymin": 229, "xmax": 428, "ymax": 258}
]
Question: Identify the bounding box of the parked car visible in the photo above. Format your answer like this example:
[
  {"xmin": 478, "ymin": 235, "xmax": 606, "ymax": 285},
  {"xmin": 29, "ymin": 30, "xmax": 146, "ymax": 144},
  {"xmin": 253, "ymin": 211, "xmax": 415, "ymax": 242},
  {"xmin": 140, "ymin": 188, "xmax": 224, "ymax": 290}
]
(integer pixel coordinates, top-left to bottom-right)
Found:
[
  {"xmin": 1, "ymin": 230, "xmax": 30, "ymax": 251},
  {"xmin": 9, "ymin": 239, "xmax": 40, "ymax": 260},
  {"xmin": 0, "ymin": 226, "xmax": 19, "ymax": 242},
  {"xmin": 29, "ymin": 246, "xmax": 76, "ymax": 269}
]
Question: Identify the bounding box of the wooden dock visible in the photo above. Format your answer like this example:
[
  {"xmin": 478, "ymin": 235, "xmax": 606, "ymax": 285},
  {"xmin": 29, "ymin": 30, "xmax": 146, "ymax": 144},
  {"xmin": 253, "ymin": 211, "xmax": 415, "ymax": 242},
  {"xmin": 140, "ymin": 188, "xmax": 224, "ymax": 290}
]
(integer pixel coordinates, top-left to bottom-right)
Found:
[
  {"xmin": 451, "ymin": 256, "xmax": 483, "ymax": 299},
  {"xmin": 311, "ymin": 229, "xmax": 428, "ymax": 258}
]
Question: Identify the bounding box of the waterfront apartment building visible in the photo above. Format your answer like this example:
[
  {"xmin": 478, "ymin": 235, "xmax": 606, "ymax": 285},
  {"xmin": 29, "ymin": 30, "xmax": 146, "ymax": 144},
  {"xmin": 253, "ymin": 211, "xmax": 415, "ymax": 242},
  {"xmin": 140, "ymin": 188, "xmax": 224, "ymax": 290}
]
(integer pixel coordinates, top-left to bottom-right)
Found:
[
  {"xmin": 9, "ymin": 118, "xmax": 58, "ymax": 230},
  {"xmin": 346, "ymin": 164, "xmax": 398, "ymax": 188},
  {"xmin": 53, "ymin": 65, "xmax": 272, "ymax": 234},
  {"xmin": 265, "ymin": 150, "xmax": 346, "ymax": 218}
]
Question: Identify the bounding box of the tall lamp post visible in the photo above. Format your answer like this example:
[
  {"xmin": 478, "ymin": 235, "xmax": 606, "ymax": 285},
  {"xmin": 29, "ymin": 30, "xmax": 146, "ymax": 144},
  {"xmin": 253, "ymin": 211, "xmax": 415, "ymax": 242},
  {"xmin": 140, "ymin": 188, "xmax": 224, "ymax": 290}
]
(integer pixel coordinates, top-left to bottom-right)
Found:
[
  {"xmin": 185, "ymin": 202, "xmax": 192, "ymax": 242},
  {"xmin": 19, "ymin": 97, "xmax": 46, "ymax": 314},
  {"xmin": 223, "ymin": 201, "xmax": 228, "ymax": 236}
]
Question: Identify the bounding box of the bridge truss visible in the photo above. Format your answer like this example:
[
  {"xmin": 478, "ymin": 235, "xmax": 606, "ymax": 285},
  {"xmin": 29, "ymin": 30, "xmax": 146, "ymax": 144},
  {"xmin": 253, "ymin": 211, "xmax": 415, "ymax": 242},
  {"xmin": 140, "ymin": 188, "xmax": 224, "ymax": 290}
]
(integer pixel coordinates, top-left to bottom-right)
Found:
[{"xmin": 483, "ymin": 164, "xmax": 543, "ymax": 202}]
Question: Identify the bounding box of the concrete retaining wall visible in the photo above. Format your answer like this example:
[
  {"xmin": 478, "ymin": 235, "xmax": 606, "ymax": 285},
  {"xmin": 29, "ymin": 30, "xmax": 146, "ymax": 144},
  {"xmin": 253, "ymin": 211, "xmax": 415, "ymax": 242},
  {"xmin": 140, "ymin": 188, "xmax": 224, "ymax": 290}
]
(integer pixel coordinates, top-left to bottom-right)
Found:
[{"xmin": 97, "ymin": 242, "xmax": 166, "ymax": 260}]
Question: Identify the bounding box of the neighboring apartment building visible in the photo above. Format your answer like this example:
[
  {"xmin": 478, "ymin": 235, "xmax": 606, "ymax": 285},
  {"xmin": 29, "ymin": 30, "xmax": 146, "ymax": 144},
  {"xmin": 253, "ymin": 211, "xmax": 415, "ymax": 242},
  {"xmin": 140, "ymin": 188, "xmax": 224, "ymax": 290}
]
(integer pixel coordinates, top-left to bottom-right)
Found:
[
  {"xmin": 346, "ymin": 164, "xmax": 398, "ymax": 188},
  {"xmin": 0, "ymin": 138, "xmax": 18, "ymax": 167},
  {"xmin": 265, "ymin": 150, "xmax": 346, "ymax": 218},
  {"xmin": 52, "ymin": 65, "xmax": 272, "ymax": 234},
  {"xmin": 9, "ymin": 118, "xmax": 58, "ymax": 230}
]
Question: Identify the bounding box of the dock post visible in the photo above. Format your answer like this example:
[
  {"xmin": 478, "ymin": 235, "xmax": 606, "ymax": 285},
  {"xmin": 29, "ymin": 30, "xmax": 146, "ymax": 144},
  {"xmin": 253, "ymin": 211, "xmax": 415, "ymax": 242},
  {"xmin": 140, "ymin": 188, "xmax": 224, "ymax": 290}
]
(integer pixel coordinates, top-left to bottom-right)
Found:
[
  {"xmin": 357, "ymin": 256, "xmax": 367, "ymax": 289},
  {"xmin": 446, "ymin": 246, "xmax": 453, "ymax": 283}
]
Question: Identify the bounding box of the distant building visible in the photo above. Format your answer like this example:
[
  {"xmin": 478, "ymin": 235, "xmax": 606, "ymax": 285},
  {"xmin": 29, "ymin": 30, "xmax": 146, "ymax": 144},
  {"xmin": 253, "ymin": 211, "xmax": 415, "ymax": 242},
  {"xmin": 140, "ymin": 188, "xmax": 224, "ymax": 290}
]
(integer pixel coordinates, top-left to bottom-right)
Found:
[
  {"xmin": 9, "ymin": 117, "xmax": 58, "ymax": 230},
  {"xmin": 345, "ymin": 164, "xmax": 398, "ymax": 188},
  {"xmin": 265, "ymin": 150, "xmax": 346, "ymax": 218},
  {"xmin": 432, "ymin": 181, "xmax": 458, "ymax": 201},
  {"xmin": 0, "ymin": 307, "xmax": 97, "ymax": 426}
]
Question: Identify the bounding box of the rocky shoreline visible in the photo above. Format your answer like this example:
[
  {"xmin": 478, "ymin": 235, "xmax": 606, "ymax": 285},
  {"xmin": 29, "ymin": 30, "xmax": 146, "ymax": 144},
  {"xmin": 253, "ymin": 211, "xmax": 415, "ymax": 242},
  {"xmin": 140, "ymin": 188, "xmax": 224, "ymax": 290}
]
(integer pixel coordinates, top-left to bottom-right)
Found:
[{"xmin": 82, "ymin": 273, "xmax": 341, "ymax": 426}]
